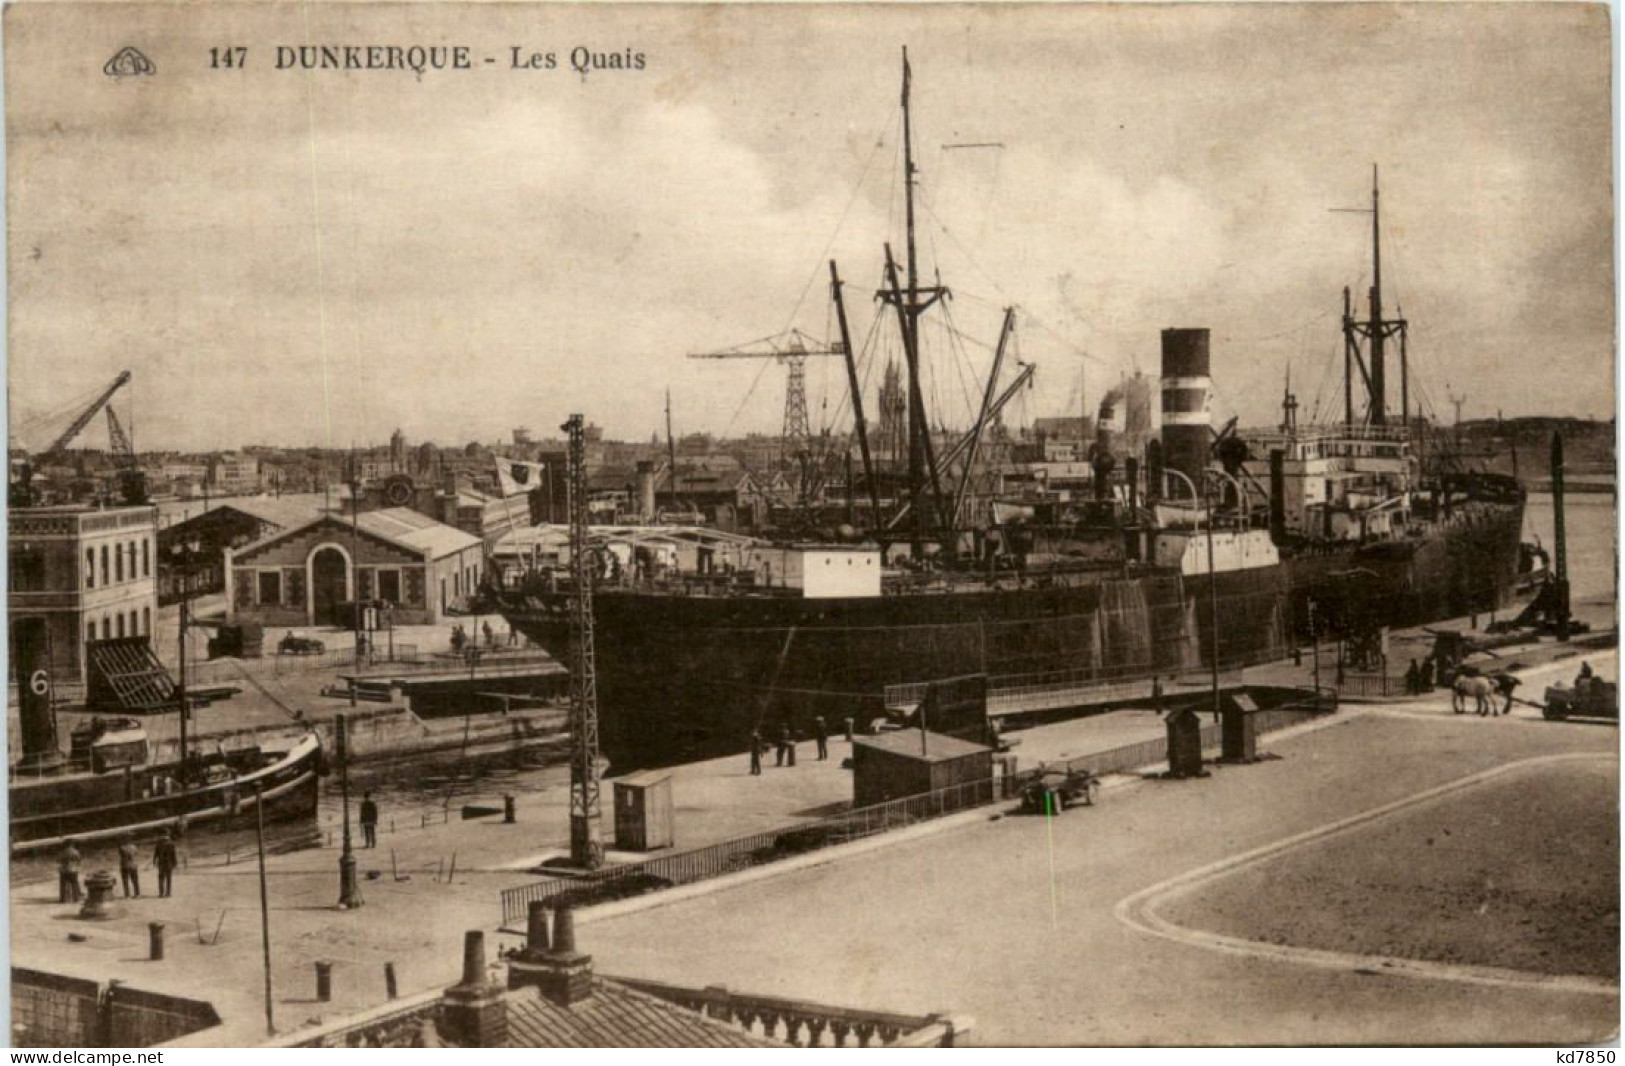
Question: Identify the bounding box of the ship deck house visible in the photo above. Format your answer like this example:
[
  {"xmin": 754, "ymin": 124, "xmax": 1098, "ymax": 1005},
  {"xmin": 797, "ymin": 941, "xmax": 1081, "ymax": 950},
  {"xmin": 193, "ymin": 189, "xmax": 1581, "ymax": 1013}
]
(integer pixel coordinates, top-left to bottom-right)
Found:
[{"xmin": 224, "ymin": 507, "xmax": 484, "ymax": 627}]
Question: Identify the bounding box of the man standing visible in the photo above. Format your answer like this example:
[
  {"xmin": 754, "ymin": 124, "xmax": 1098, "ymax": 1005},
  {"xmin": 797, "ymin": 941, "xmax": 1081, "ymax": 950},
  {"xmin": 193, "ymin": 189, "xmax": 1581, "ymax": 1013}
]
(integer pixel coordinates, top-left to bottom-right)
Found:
[
  {"xmin": 59, "ymin": 839, "xmax": 82, "ymax": 903},
  {"xmin": 813, "ymin": 716, "xmax": 828, "ymax": 761},
  {"xmin": 785, "ymin": 725, "xmax": 798, "ymax": 767},
  {"xmin": 360, "ymin": 792, "xmax": 379, "ymax": 848},
  {"xmin": 748, "ymin": 731, "xmax": 763, "ymax": 776},
  {"xmin": 154, "ymin": 830, "xmax": 179, "ymax": 898},
  {"xmin": 118, "ymin": 837, "xmax": 141, "ymax": 898},
  {"xmin": 775, "ymin": 725, "xmax": 788, "ymax": 767}
]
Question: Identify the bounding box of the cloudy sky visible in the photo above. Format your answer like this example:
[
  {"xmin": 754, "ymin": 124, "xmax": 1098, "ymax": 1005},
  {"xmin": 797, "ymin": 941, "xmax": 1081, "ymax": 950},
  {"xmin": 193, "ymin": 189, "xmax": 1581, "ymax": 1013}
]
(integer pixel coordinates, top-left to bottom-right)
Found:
[{"xmin": 5, "ymin": 2, "xmax": 1612, "ymax": 452}]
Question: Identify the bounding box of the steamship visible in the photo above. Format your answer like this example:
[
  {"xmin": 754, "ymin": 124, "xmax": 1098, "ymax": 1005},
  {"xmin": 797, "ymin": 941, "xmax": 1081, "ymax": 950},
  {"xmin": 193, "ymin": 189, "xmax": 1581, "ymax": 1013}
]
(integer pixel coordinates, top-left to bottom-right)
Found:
[{"xmin": 489, "ymin": 55, "xmax": 1526, "ymax": 766}]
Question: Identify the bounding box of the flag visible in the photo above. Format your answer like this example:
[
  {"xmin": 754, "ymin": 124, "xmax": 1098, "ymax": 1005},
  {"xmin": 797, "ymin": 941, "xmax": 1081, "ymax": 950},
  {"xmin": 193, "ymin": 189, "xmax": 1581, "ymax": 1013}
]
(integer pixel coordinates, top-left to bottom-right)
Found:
[{"xmin": 497, "ymin": 460, "xmax": 547, "ymax": 497}]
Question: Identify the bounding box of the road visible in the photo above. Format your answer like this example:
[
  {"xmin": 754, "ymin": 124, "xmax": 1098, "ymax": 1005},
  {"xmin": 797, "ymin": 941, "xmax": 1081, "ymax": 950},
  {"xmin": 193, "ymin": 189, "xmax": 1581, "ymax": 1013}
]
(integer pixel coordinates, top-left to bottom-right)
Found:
[{"xmin": 580, "ymin": 698, "xmax": 1618, "ymax": 1046}]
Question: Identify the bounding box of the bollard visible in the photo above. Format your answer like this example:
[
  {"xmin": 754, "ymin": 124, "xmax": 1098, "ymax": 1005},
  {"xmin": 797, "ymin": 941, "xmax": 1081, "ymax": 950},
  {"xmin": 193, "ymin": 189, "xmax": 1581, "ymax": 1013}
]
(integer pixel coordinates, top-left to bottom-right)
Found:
[
  {"xmin": 504, "ymin": 795, "xmax": 516, "ymax": 824},
  {"xmin": 148, "ymin": 922, "xmax": 166, "ymax": 961},
  {"xmin": 79, "ymin": 871, "xmax": 118, "ymax": 921},
  {"xmin": 315, "ymin": 961, "xmax": 333, "ymax": 1002},
  {"xmin": 384, "ymin": 962, "xmax": 398, "ymax": 1000},
  {"xmin": 844, "ymin": 717, "xmax": 855, "ymax": 743}
]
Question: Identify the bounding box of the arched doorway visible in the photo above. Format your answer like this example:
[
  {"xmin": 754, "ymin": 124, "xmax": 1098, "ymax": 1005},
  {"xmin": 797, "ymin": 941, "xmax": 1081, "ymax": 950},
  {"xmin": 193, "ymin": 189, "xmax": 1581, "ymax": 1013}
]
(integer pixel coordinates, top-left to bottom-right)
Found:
[{"xmin": 311, "ymin": 547, "xmax": 349, "ymax": 626}]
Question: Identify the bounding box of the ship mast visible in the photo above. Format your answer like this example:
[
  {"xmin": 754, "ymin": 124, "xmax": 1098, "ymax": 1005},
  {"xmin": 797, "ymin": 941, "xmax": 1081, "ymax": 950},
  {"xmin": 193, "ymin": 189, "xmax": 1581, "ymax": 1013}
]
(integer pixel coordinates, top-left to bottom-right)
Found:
[
  {"xmin": 1338, "ymin": 165, "xmax": 1409, "ymax": 429},
  {"xmin": 880, "ymin": 47, "xmax": 950, "ymax": 551}
]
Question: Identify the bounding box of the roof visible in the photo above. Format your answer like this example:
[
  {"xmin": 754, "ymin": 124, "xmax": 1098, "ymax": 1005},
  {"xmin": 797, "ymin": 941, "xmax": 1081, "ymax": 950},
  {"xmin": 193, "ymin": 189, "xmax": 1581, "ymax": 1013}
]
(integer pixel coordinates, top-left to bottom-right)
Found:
[
  {"xmin": 355, "ymin": 507, "xmax": 482, "ymax": 560},
  {"xmin": 214, "ymin": 496, "xmax": 330, "ymax": 529},
  {"xmin": 502, "ymin": 982, "xmax": 780, "ymax": 1048},
  {"xmin": 853, "ymin": 729, "xmax": 993, "ymax": 763}
]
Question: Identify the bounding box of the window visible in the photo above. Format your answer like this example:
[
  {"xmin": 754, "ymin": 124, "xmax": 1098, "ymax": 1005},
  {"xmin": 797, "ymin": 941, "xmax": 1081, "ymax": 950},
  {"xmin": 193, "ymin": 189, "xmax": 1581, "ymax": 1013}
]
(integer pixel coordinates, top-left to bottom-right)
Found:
[
  {"xmin": 378, "ymin": 569, "xmax": 401, "ymax": 604},
  {"xmin": 10, "ymin": 549, "xmax": 45, "ymax": 592},
  {"xmin": 100, "ymin": 545, "xmax": 110, "ymax": 586},
  {"xmin": 86, "ymin": 621, "xmax": 95, "ymax": 644},
  {"xmin": 115, "ymin": 543, "xmax": 124, "ymax": 582},
  {"xmin": 142, "ymin": 539, "xmax": 150, "ymax": 577},
  {"xmin": 142, "ymin": 607, "xmax": 151, "ymax": 636},
  {"xmin": 100, "ymin": 618, "xmax": 110, "ymax": 640},
  {"xmin": 258, "ymin": 570, "xmax": 283, "ymax": 606},
  {"xmin": 86, "ymin": 548, "xmax": 96, "ymax": 588},
  {"xmin": 116, "ymin": 614, "xmax": 125, "ymax": 638}
]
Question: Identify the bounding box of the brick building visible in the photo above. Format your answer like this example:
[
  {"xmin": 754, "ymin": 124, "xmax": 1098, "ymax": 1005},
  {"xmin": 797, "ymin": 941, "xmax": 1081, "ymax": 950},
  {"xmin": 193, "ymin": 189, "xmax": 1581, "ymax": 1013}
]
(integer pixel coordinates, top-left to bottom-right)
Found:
[{"xmin": 224, "ymin": 507, "xmax": 484, "ymax": 627}]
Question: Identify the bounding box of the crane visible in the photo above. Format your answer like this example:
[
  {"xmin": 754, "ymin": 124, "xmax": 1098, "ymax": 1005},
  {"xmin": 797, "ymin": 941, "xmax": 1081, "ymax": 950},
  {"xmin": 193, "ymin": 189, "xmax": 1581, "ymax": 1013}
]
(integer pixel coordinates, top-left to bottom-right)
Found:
[
  {"xmin": 686, "ymin": 329, "xmax": 847, "ymax": 469},
  {"xmin": 10, "ymin": 369, "xmax": 147, "ymax": 507}
]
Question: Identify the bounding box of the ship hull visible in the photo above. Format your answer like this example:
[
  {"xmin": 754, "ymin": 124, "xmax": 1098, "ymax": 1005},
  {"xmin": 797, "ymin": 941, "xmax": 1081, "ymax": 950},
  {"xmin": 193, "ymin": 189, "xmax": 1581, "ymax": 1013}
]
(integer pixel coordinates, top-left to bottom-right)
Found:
[
  {"xmin": 498, "ymin": 502, "xmax": 1524, "ymax": 767},
  {"xmin": 9, "ymin": 733, "xmax": 323, "ymax": 853}
]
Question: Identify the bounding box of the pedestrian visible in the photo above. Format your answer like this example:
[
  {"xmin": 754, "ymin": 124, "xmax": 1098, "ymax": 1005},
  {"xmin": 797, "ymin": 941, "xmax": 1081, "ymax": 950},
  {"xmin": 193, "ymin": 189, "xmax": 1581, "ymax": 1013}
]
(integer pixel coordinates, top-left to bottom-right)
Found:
[
  {"xmin": 1419, "ymin": 656, "xmax": 1434, "ymax": 691},
  {"xmin": 748, "ymin": 731, "xmax": 763, "ymax": 776},
  {"xmin": 59, "ymin": 839, "xmax": 82, "ymax": 904},
  {"xmin": 1292, "ymin": 644, "xmax": 1302, "ymax": 668},
  {"xmin": 786, "ymin": 727, "xmax": 798, "ymax": 767},
  {"xmin": 774, "ymin": 725, "xmax": 787, "ymax": 768},
  {"xmin": 360, "ymin": 791, "xmax": 379, "ymax": 848},
  {"xmin": 1405, "ymin": 659, "xmax": 1421, "ymax": 696},
  {"xmin": 118, "ymin": 836, "xmax": 141, "ymax": 898},
  {"xmin": 154, "ymin": 830, "xmax": 179, "ymax": 898},
  {"xmin": 483, "ymin": 621, "xmax": 494, "ymax": 648},
  {"xmin": 450, "ymin": 625, "xmax": 465, "ymax": 654},
  {"xmin": 507, "ymin": 623, "xmax": 519, "ymax": 647},
  {"xmin": 814, "ymin": 716, "xmax": 828, "ymax": 761}
]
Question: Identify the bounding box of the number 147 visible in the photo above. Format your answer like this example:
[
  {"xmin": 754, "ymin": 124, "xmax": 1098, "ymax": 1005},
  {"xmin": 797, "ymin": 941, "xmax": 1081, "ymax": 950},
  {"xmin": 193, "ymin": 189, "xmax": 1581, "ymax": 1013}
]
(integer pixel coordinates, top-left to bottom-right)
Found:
[{"xmin": 209, "ymin": 47, "xmax": 247, "ymax": 69}]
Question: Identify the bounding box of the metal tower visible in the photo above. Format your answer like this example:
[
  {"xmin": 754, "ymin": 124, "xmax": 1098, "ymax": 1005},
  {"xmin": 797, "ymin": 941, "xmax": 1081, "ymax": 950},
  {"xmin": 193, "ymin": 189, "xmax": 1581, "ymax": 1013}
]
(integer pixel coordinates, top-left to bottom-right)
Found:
[
  {"xmin": 686, "ymin": 330, "xmax": 845, "ymax": 469},
  {"xmin": 563, "ymin": 414, "xmax": 603, "ymax": 869}
]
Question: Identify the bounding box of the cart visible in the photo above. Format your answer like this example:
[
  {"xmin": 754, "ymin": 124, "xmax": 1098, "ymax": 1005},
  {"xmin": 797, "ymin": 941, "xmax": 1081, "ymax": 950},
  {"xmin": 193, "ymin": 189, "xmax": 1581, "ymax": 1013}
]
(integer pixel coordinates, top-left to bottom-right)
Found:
[{"xmin": 1020, "ymin": 768, "xmax": 1101, "ymax": 814}]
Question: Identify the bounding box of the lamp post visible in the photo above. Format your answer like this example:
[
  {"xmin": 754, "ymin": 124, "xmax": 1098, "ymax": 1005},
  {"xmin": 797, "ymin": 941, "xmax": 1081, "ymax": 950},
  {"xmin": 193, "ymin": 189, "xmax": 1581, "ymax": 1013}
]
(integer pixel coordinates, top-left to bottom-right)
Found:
[
  {"xmin": 169, "ymin": 537, "xmax": 202, "ymax": 775},
  {"xmin": 1202, "ymin": 474, "xmax": 1221, "ymax": 723},
  {"xmin": 335, "ymin": 711, "xmax": 362, "ymax": 909}
]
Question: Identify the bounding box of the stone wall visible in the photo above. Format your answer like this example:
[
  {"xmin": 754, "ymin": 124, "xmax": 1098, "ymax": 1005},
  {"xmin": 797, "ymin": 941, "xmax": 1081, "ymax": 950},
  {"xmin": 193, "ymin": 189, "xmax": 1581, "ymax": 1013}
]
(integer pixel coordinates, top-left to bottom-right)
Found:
[{"xmin": 12, "ymin": 969, "xmax": 219, "ymax": 1048}]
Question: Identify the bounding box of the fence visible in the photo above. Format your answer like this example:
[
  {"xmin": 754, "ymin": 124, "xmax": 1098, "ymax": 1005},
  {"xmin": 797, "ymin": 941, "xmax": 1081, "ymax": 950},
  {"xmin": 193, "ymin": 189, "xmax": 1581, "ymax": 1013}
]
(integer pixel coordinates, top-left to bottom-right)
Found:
[
  {"xmin": 1334, "ymin": 672, "xmax": 1408, "ymax": 699},
  {"xmin": 499, "ymin": 692, "xmax": 1336, "ymax": 924}
]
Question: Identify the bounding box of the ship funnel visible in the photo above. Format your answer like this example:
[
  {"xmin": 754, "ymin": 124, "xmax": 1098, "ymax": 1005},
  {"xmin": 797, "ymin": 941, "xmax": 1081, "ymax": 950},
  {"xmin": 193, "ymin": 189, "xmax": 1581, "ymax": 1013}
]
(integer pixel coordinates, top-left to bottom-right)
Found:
[
  {"xmin": 635, "ymin": 461, "xmax": 657, "ymax": 521},
  {"xmin": 1160, "ymin": 328, "xmax": 1212, "ymax": 499}
]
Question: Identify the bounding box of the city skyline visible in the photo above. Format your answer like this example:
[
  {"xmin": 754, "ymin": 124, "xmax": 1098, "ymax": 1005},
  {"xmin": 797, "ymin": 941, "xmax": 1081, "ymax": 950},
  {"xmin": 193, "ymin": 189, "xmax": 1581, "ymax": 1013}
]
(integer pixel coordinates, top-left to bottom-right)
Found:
[{"xmin": 6, "ymin": 4, "xmax": 1613, "ymax": 452}]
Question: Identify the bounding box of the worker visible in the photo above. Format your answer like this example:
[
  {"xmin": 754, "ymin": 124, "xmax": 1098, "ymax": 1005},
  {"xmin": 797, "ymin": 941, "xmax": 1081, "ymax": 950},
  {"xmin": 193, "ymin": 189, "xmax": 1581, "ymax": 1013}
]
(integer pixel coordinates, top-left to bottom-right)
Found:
[
  {"xmin": 748, "ymin": 731, "xmax": 763, "ymax": 776},
  {"xmin": 775, "ymin": 725, "xmax": 788, "ymax": 767},
  {"xmin": 58, "ymin": 839, "xmax": 82, "ymax": 904},
  {"xmin": 813, "ymin": 716, "xmax": 829, "ymax": 761},
  {"xmin": 360, "ymin": 792, "xmax": 379, "ymax": 848},
  {"xmin": 118, "ymin": 836, "xmax": 141, "ymax": 898},
  {"xmin": 1577, "ymin": 661, "xmax": 1595, "ymax": 688},
  {"xmin": 1419, "ymin": 657, "xmax": 1435, "ymax": 691},
  {"xmin": 1405, "ymin": 659, "xmax": 1421, "ymax": 696},
  {"xmin": 154, "ymin": 829, "xmax": 179, "ymax": 898},
  {"xmin": 483, "ymin": 621, "xmax": 494, "ymax": 648}
]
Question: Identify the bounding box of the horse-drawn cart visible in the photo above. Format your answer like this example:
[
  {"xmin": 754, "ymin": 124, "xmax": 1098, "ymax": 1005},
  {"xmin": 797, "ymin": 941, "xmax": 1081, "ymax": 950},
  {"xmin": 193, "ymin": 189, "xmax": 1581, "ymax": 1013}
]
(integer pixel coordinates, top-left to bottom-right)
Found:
[{"xmin": 1542, "ymin": 676, "xmax": 1618, "ymax": 721}]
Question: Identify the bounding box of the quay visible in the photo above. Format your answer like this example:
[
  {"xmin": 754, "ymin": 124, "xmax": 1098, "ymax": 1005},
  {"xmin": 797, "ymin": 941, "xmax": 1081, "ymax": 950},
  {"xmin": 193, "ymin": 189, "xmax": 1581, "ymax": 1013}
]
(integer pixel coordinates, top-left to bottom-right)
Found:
[{"xmin": 12, "ymin": 623, "xmax": 1614, "ymax": 1046}]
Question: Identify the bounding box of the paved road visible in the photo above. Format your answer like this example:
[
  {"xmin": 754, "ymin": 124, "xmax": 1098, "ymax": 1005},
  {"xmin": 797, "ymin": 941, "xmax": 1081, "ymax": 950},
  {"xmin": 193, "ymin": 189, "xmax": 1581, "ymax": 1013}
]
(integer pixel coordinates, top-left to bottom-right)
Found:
[{"xmin": 581, "ymin": 705, "xmax": 1618, "ymax": 1046}]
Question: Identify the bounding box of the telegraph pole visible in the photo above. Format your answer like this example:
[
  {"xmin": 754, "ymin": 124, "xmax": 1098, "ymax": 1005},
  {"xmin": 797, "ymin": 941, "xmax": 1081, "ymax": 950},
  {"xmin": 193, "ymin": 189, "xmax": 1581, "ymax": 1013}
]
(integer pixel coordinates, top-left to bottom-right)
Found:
[{"xmin": 563, "ymin": 414, "xmax": 604, "ymax": 869}]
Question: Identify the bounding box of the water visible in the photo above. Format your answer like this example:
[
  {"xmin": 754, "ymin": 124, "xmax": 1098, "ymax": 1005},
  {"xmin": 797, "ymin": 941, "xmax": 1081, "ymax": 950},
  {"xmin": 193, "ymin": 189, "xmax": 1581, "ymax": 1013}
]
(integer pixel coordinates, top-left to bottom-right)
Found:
[
  {"xmin": 1524, "ymin": 492, "xmax": 1616, "ymax": 623},
  {"xmin": 10, "ymin": 742, "xmax": 574, "ymax": 885}
]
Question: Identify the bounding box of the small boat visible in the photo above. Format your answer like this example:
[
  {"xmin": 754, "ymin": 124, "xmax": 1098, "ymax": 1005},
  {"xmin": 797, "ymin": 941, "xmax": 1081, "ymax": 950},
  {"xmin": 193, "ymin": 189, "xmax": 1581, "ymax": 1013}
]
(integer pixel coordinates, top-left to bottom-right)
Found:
[{"xmin": 9, "ymin": 726, "xmax": 322, "ymax": 854}]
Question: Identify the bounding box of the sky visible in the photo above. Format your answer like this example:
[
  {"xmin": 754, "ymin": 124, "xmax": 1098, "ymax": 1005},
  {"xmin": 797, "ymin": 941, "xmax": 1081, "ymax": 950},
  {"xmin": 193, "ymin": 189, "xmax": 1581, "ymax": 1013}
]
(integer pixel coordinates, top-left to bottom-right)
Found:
[{"xmin": 4, "ymin": 2, "xmax": 1614, "ymax": 453}]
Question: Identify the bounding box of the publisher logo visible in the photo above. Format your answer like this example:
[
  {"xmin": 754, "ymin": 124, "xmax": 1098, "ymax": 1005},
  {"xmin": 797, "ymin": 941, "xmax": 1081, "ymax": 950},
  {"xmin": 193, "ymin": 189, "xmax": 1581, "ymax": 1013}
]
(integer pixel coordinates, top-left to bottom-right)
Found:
[{"xmin": 103, "ymin": 46, "xmax": 156, "ymax": 78}]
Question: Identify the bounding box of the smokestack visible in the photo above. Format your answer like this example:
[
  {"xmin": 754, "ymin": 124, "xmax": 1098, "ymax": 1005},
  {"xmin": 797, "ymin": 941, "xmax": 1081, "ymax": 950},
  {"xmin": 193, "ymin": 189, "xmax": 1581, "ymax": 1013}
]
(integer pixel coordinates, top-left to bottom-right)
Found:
[
  {"xmin": 1160, "ymin": 328, "xmax": 1212, "ymax": 498},
  {"xmin": 1268, "ymin": 449, "xmax": 1287, "ymax": 544},
  {"xmin": 635, "ymin": 461, "xmax": 657, "ymax": 522}
]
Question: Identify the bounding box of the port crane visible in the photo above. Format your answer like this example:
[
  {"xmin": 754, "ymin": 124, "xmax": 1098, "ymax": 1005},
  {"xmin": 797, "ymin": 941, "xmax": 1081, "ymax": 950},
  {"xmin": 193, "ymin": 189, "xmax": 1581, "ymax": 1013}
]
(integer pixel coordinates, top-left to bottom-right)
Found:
[
  {"xmin": 686, "ymin": 330, "xmax": 848, "ymax": 476},
  {"xmin": 10, "ymin": 369, "xmax": 147, "ymax": 508}
]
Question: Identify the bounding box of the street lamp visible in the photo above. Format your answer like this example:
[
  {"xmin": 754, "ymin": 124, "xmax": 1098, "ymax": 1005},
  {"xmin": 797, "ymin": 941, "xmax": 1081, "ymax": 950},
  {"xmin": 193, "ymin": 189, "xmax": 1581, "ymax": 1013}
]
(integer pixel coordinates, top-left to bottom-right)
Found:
[
  {"xmin": 169, "ymin": 536, "xmax": 202, "ymax": 776},
  {"xmin": 335, "ymin": 711, "xmax": 363, "ymax": 909}
]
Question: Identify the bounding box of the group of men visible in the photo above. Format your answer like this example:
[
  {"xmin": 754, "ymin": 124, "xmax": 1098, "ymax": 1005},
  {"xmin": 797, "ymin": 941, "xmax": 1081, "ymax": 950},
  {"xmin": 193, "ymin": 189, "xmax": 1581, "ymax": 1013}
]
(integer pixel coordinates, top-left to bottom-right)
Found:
[
  {"xmin": 58, "ymin": 828, "xmax": 182, "ymax": 904},
  {"xmin": 1402, "ymin": 658, "xmax": 1437, "ymax": 695},
  {"xmin": 748, "ymin": 717, "xmax": 831, "ymax": 775}
]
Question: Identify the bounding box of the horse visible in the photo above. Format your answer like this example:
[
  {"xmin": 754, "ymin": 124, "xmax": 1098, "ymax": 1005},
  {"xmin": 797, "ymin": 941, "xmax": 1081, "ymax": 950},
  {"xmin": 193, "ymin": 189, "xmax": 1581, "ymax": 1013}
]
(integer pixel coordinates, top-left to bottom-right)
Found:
[{"xmin": 1453, "ymin": 674, "xmax": 1498, "ymax": 717}]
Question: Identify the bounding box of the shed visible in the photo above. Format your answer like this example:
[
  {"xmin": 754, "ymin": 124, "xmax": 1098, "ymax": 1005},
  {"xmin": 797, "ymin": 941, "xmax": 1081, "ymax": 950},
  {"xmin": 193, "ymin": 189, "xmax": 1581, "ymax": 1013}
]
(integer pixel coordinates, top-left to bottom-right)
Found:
[
  {"xmin": 851, "ymin": 729, "xmax": 994, "ymax": 809},
  {"xmin": 612, "ymin": 769, "xmax": 675, "ymax": 851}
]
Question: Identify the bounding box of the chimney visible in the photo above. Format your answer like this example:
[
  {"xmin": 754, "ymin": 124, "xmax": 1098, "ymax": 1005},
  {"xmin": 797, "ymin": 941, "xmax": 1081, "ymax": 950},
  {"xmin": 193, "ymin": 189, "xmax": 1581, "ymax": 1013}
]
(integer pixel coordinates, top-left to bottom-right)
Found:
[
  {"xmin": 506, "ymin": 905, "xmax": 594, "ymax": 1007},
  {"xmin": 441, "ymin": 931, "xmax": 508, "ymax": 1047}
]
